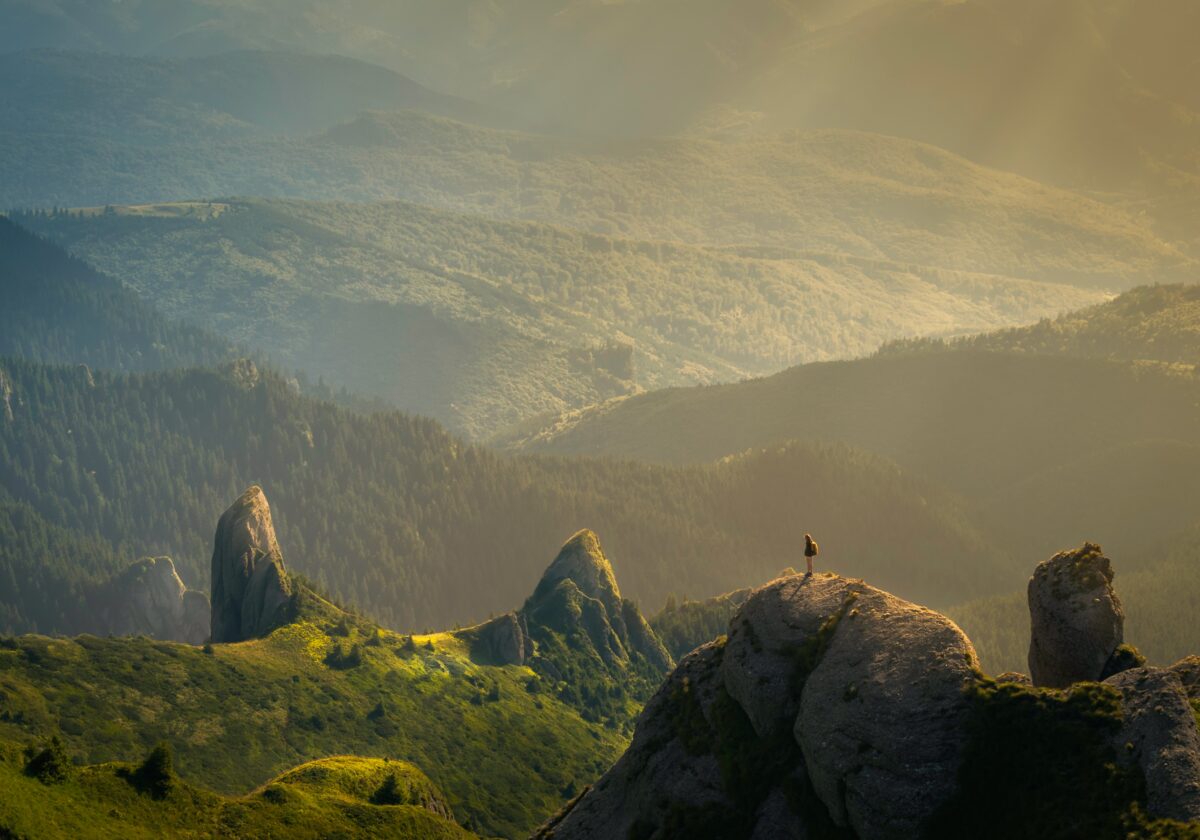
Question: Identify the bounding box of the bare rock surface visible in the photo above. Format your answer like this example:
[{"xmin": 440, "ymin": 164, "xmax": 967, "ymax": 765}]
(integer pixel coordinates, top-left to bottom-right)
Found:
[
  {"xmin": 100, "ymin": 556, "xmax": 210, "ymax": 644},
  {"xmin": 464, "ymin": 611, "xmax": 532, "ymax": 666},
  {"xmin": 210, "ymin": 485, "xmax": 293, "ymax": 643},
  {"xmin": 540, "ymin": 573, "xmax": 978, "ymax": 839},
  {"xmin": 534, "ymin": 642, "xmax": 732, "ymax": 839},
  {"xmin": 721, "ymin": 573, "xmax": 856, "ymax": 737},
  {"xmin": 1028, "ymin": 543, "xmax": 1124, "ymax": 688},
  {"xmin": 795, "ymin": 584, "xmax": 978, "ymax": 839},
  {"xmin": 1105, "ymin": 667, "xmax": 1200, "ymax": 822}
]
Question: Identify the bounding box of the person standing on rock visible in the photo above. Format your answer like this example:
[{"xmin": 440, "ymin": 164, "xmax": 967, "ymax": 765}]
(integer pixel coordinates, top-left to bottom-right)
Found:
[{"xmin": 804, "ymin": 533, "xmax": 819, "ymax": 577}]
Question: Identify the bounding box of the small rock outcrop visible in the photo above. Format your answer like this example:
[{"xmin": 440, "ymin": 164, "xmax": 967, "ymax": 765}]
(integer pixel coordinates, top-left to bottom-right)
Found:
[
  {"xmin": 210, "ymin": 486, "xmax": 293, "ymax": 643},
  {"xmin": 465, "ymin": 611, "xmax": 533, "ymax": 666},
  {"xmin": 0, "ymin": 367, "xmax": 13, "ymax": 421},
  {"xmin": 97, "ymin": 556, "xmax": 210, "ymax": 645},
  {"xmin": 539, "ymin": 572, "xmax": 979, "ymax": 840},
  {"xmin": 1105, "ymin": 667, "xmax": 1200, "ymax": 822},
  {"xmin": 1028, "ymin": 543, "xmax": 1124, "ymax": 688}
]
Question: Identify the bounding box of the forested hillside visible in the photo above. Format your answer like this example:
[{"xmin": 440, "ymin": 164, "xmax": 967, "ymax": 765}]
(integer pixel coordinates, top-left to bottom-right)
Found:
[
  {"xmin": 0, "ymin": 356, "xmax": 1009, "ymax": 636},
  {"xmin": 14, "ymin": 194, "xmax": 1116, "ymax": 436},
  {"xmin": 881, "ymin": 284, "xmax": 1200, "ymax": 366},
  {"xmin": 502, "ymin": 349, "xmax": 1200, "ymax": 568},
  {"xmin": 0, "ymin": 217, "xmax": 232, "ymax": 371}
]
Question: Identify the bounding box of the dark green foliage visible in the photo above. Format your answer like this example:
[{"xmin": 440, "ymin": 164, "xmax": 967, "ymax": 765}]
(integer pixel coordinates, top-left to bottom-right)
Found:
[
  {"xmin": 24, "ymin": 735, "xmax": 71, "ymax": 784},
  {"xmin": 651, "ymin": 589, "xmax": 750, "ymax": 661},
  {"xmin": 0, "ymin": 217, "xmax": 231, "ymax": 372},
  {"xmin": 128, "ymin": 742, "xmax": 175, "ymax": 799},
  {"xmin": 0, "ymin": 356, "xmax": 1006, "ymax": 637},
  {"xmin": 372, "ymin": 773, "xmax": 405, "ymax": 806},
  {"xmin": 927, "ymin": 679, "xmax": 1143, "ymax": 839},
  {"xmin": 325, "ymin": 642, "xmax": 363, "ymax": 670},
  {"xmin": 1102, "ymin": 644, "xmax": 1149, "ymax": 681},
  {"xmin": 881, "ymin": 285, "xmax": 1200, "ymax": 368}
]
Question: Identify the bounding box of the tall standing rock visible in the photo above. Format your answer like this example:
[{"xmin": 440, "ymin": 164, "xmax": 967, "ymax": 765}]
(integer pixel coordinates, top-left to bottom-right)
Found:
[
  {"xmin": 210, "ymin": 486, "xmax": 293, "ymax": 643},
  {"xmin": 1028, "ymin": 543, "xmax": 1124, "ymax": 688}
]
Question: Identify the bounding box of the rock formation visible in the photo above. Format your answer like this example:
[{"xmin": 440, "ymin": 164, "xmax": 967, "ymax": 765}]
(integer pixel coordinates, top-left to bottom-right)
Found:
[
  {"xmin": 524, "ymin": 529, "xmax": 672, "ymax": 673},
  {"xmin": 1028, "ymin": 543, "xmax": 1124, "ymax": 688},
  {"xmin": 1105, "ymin": 667, "xmax": 1200, "ymax": 822},
  {"xmin": 210, "ymin": 485, "xmax": 293, "ymax": 643},
  {"xmin": 0, "ymin": 366, "xmax": 12, "ymax": 422},
  {"xmin": 539, "ymin": 572, "xmax": 980, "ymax": 840},
  {"xmin": 96, "ymin": 556, "xmax": 210, "ymax": 645},
  {"xmin": 465, "ymin": 611, "xmax": 533, "ymax": 666}
]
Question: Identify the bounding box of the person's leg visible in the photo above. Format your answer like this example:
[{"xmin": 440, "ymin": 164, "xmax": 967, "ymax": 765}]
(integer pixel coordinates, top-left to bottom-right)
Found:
[{"xmin": 806, "ymin": 556, "xmax": 813, "ymax": 576}]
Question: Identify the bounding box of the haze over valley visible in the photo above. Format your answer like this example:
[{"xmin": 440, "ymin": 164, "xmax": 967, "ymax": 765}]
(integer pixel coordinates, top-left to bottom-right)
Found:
[{"xmin": 2, "ymin": 2, "xmax": 1200, "ymax": 838}]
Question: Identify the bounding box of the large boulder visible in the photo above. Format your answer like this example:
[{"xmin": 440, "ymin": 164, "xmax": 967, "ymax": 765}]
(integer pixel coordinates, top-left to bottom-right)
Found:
[
  {"xmin": 795, "ymin": 583, "xmax": 979, "ymax": 839},
  {"xmin": 1028, "ymin": 543, "xmax": 1124, "ymax": 688},
  {"xmin": 1105, "ymin": 667, "xmax": 1200, "ymax": 822},
  {"xmin": 538, "ymin": 573, "xmax": 979, "ymax": 840},
  {"xmin": 721, "ymin": 573, "xmax": 857, "ymax": 737},
  {"xmin": 210, "ymin": 486, "xmax": 293, "ymax": 643},
  {"xmin": 98, "ymin": 556, "xmax": 210, "ymax": 644}
]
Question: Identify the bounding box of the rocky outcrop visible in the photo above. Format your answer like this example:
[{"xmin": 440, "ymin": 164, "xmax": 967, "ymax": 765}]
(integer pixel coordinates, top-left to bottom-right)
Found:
[
  {"xmin": 540, "ymin": 572, "xmax": 979, "ymax": 840},
  {"xmin": 534, "ymin": 641, "xmax": 733, "ymax": 839},
  {"xmin": 1105, "ymin": 667, "xmax": 1200, "ymax": 822},
  {"xmin": 0, "ymin": 367, "xmax": 12, "ymax": 421},
  {"xmin": 795, "ymin": 584, "xmax": 978, "ymax": 838},
  {"xmin": 543, "ymin": 552, "xmax": 1200, "ymax": 838},
  {"xmin": 210, "ymin": 485, "xmax": 293, "ymax": 643},
  {"xmin": 464, "ymin": 611, "xmax": 533, "ymax": 666},
  {"xmin": 1028, "ymin": 543, "xmax": 1124, "ymax": 688},
  {"xmin": 1170, "ymin": 656, "xmax": 1200, "ymax": 699},
  {"xmin": 96, "ymin": 556, "xmax": 210, "ymax": 645},
  {"xmin": 524, "ymin": 530, "xmax": 672, "ymax": 672}
]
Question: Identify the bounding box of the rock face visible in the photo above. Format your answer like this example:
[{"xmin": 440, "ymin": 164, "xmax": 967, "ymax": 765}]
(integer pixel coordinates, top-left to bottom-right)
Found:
[
  {"xmin": 539, "ymin": 572, "xmax": 979, "ymax": 840},
  {"xmin": 1028, "ymin": 543, "xmax": 1124, "ymax": 688},
  {"xmin": 795, "ymin": 584, "xmax": 979, "ymax": 838},
  {"xmin": 1105, "ymin": 667, "xmax": 1200, "ymax": 822},
  {"xmin": 534, "ymin": 642, "xmax": 733, "ymax": 839},
  {"xmin": 210, "ymin": 486, "xmax": 293, "ymax": 643},
  {"xmin": 98, "ymin": 556, "xmax": 210, "ymax": 645},
  {"xmin": 0, "ymin": 366, "xmax": 12, "ymax": 421},
  {"xmin": 465, "ymin": 611, "xmax": 533, "ymax": 666}
]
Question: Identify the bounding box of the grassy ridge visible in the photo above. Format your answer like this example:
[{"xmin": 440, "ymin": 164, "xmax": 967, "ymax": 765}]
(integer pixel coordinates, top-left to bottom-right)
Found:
[
  {"xmin": 0, "ymin": 617, "xmax": 622, "ymax": 838},
  {"xmin": 0, "ymin": 742, "xmax": 474, "ymax": 839}
]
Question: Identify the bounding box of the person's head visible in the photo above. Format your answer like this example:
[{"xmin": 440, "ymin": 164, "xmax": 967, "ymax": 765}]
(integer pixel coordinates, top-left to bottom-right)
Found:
[{"xmin": 804, "ymin": 532, "xmax": 813, "ymax": 544}]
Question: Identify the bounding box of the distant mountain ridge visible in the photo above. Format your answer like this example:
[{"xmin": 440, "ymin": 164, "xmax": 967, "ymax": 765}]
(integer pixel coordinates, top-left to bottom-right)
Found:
[{"xmin": 14, "ymin": 191, "xmax": 1142, "ymax": 437}]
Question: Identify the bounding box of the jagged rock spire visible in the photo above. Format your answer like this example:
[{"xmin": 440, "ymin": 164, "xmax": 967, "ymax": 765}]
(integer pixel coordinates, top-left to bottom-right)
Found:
[{"xmin": 210, "ymin": 485, "xmax": 293, "ymax": 643}]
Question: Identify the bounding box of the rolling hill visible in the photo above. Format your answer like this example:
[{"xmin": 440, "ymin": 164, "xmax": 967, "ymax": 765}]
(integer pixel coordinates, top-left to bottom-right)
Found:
[
  {"xmin": 15, "ymin": 189, "xmax": 1140, "ymax": 436},
  {"xmin": 499, "ymin": 345, "xmax": 1200, "ymax": 568},
  {"xmin": 0, "ymin": 216, "xmax": 233, "ymax": 372}
]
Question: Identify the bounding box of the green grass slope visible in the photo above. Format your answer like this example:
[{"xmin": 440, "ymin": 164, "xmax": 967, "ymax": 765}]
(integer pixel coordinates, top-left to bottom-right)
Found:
[
  {"xmin": 0, "ymin": 616, "xmax": 621, "ymax": 838},
  {"xmin": 17, "ymin": 194, "xmax": 1111, "ymax": 437},
  {"xmin": 0, "ymin": 743, "xmax": 474, "ymax": 840}
]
